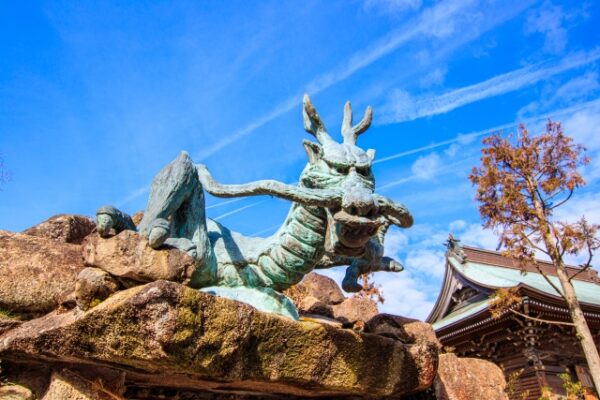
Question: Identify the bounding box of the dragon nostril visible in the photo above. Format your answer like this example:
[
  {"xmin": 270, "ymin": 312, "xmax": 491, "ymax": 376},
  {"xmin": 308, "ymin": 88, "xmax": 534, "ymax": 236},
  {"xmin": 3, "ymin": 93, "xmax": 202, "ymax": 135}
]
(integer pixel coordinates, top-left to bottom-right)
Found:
[{"xmin": 365, "ymin": 204, "xmax": 377, "ymax": 218}]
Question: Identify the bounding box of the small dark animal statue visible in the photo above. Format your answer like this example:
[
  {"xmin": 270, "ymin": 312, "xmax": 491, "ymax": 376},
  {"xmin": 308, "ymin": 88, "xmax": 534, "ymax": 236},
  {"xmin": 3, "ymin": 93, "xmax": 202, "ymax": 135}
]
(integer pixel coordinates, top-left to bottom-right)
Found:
[{"xmin": 96, "ymin": 95, "xmax": 413, "ymax": 318}]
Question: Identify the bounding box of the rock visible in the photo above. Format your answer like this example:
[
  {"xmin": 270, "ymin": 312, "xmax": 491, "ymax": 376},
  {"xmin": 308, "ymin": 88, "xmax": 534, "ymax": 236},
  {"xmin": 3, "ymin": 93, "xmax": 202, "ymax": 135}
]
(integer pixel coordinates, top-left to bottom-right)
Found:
[
  {"xmin": 75, "ymin": 267, "xmax": 120, "ymax": 310},
  {"xmin": 82, "ymin": 231, "xmax": 198, "ymax": 286},
  {"xmin": 434, "ymin": 353, "xmax": 508, "ymax": 400},
  {"xmin": 0, "ymin": 230, "xmax": 85, "ymax": 316},
  {"xmin": 42, "ymin": 370, "xmax": 118, "ymax": 400},
  {"xmin": 0, "ymin": 384, "xmax": 34, "ymax": 400},
  {"xmin": 0, "ymin": 317, "xmax": 22, "ymax": 336},
  {"xmin": 0, "ymin": 281, "xmax": 438, "ymax": 398},
  {"xmin": 365, "ymin": 314, "xmax": 441, "ymax": 348},
  {"xmin": 297, "ymin": 295, "xmax": 334, "ymax": 318},
  {"xmin": 23, "ymin": 214, "xmax": 95, "ymax": 245},
  {"xmin": 331, "ymin": 296, "xmax": 378, "ymax": 326},
  {"xmin": 297, "ymin": 273, "xmax": 345, "ymax": 305},
  {"xmin": 131, "ymin": 211, "xmax": 144, "ymax": 226}
]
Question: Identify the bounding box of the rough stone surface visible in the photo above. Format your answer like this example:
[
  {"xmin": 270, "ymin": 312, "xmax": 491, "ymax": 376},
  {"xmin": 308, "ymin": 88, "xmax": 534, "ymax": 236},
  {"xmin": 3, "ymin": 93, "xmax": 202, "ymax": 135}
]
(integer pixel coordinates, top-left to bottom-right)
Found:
[
  {"xmin": 297, "ymin": 273, "xmax": 345, "ymax": 305},
  {"xmin": 297, "ymin": 295, "xmax": 334, "ymax": 318},
  {"xmin": 83, "ymin": 231, "xmax": 196, "ymax": 285},
  {"xmin": 75, "ymin": 267, "xmax": 120, "ymax": 310},
  {"xmin": 131, "ymin": 211, "xmax": 144, "ymax": 226},
  {"xmin": 42, "ymin": 370, "xmax": 118, "ymax": 400},
  {"xmin": 0, "ymin": 281, "xmax": 438, "ymax": 398},
  {"xmin": 0, "ymin": 230, "xmax": 85, "ymax": 316},
  {"xmin": 23, "ymin": 214, "xmax": 96, "ymax": 245},
  {"xmin": 434, "ymin": 353, "xmax": 508, "ymax": 400},
  {"xmin": 0, "ymin": 317, "xmax": 22, "ymax": 336},
  {"xmin": 0, "ymin": 384, "xmax": 34, "ymax": 400},
  {"xmin": 332, "ymin": 296, "xmax": 378, "ymax": 326},
  {"xmin": 365, "ymin": 314, "xmax": 442, "ymax": 348}
]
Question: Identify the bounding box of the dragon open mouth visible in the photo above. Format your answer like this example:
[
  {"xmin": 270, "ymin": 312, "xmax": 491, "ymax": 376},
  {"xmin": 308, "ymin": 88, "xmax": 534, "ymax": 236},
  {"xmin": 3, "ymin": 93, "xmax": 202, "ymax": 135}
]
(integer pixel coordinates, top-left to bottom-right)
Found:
[{"xmin": 327, "ymin": 209, "xmax": 382, "ymax": 255}]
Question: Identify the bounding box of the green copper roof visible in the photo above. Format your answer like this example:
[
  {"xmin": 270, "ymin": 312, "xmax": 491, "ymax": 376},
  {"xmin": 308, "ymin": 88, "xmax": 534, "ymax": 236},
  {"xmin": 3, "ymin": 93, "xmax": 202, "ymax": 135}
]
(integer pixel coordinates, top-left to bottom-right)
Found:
[
  {"xmin": 432, "ymin": 257, "xmax": 600, "ymax": 331},
  {"xmin": 448, "ymin": 257, "xmax": 600, "ymax": 306},
  {"xmin": 432, "ymin": 298, "xmax": 492, "ymax": 330}
]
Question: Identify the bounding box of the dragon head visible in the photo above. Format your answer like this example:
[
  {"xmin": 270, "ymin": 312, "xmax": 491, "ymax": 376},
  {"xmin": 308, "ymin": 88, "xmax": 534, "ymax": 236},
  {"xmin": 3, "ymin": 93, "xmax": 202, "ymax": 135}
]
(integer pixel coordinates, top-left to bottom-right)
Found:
[
  {"xmin": 300, "ymin": 95, "xmax": 386, "ymax": 256},
  {"xmin": 197, "ymin": 94, "xmax": 413, "ymax": 259}
]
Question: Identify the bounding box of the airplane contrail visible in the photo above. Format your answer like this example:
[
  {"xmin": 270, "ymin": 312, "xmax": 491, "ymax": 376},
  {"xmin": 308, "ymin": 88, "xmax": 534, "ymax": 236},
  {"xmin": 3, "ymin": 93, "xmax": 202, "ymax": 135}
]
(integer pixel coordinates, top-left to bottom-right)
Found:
[
  {"xmin": 380, "ymin": 50, "xmax": 600, "ymax": 124},
  {"xmin": 374, "ymin": 97, "xmax": 600, "ymax": 165},
  {"xmin": 213, "ymin": 200, "xmax": 266, "ymax": 221},
  {"xmin": 225, "ymin": 98, "xmax": 600, "ymax": 225},
  {"xmin": 117, "ymin": 0, "xmax": 534, "ymax": 207},
  {"xmin": 194, "ymin": 0, "xmax": 501, "ymax": 161}
]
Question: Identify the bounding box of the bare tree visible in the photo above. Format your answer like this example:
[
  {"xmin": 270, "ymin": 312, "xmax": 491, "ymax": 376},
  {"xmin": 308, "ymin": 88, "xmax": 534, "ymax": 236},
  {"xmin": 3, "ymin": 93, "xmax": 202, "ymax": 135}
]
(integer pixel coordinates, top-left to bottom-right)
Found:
[{"xmin": 469, "ymin": 121, "xmax": 600, "ymax": 393}]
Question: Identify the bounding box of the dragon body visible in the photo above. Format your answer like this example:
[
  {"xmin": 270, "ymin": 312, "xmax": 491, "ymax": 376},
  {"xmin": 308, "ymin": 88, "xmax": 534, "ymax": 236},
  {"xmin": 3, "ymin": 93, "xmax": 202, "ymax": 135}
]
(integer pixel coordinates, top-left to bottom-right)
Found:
[{"xmin": 95, "ymin": 95, "xmax": 413, "ymax": 316}]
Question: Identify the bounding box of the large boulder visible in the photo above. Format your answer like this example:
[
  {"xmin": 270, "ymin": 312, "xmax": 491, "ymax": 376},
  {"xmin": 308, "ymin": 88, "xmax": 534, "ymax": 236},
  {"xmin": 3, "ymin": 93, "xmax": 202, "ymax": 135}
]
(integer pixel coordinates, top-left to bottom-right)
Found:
[
  {"xmin": 286, "ymin": 273, "xmax": 378, "ymax": 326},
  {"xmin": 23, "ymin": 214, "xmax": 96, "ymax": 245},
  {"xmin": 434, "ymin": 353, "xmax": 508, "ymax": 400},
  {"xmin": 0, "ymin": 281, "xmax": 439, "ymax": 398},
  {"xmin": 296, "ymin": 273, "xmax": 345, "ymax": 305},
  {"xmin": 365, "ymin": 314, "xmax": 441, "ymax": 347},
  {"xmin": 75, "ymin": 267, "xmax": 121, "ymax": 310},
  {"xmin": 82, "ymin": 231, "xmax": 198, "ymax": 285},
  {"xmin": 297, "ymin": 295, "xmax": 334, "ymax": 318},
  {"xmin": 0, "ymin": 230, "xmax": 85, "ymax": 317},
  {"xmin": 332, "ymin": 296, "xmax": 379, "ymax": 326}
]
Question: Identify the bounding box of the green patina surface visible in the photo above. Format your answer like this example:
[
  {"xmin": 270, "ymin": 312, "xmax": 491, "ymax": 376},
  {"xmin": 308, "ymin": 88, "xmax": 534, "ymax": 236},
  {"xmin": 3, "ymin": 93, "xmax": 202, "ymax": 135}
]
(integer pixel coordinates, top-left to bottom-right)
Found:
[
  {"xmin": 432, "ymin": 298, "xmax": 492, "ymax": 330},
  {"xmin": 93, "ymin": 96, "xmax": 413, "ymax": 317}
]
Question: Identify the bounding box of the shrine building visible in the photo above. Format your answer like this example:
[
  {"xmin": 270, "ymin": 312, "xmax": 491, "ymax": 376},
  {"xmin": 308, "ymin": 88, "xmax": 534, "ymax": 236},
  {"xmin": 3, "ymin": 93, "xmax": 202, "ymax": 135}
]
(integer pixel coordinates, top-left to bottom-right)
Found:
[{"xmin": 426, "ymin": 237, "xmax": 600, "ymax": 400}]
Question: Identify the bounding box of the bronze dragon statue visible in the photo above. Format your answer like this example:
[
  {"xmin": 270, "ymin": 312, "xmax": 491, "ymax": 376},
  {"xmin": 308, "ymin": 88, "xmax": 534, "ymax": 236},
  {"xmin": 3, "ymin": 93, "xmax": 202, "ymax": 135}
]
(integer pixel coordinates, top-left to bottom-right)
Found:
[{"xmin": 95, "ymin": 95, "xmax": 413, "ymax": 318}]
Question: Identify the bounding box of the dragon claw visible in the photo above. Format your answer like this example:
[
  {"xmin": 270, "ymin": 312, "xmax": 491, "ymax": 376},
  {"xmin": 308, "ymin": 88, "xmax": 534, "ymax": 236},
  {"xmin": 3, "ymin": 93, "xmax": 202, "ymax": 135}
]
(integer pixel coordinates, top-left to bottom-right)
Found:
[{"xmin": 148, "ymin": 218, "xmax": 170, "ymax": 248}]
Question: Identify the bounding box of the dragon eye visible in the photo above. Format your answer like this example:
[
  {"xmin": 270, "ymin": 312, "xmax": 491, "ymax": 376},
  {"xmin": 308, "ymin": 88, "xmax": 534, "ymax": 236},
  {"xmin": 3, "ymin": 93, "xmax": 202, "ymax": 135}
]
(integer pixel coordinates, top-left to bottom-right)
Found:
[
  {"xmin": 333, "ymin": 165, "xmax": 350, "ymax": 174},
  {"xmin": 356, "ymin": 167, "xmax": 370, "ymax": 176}
]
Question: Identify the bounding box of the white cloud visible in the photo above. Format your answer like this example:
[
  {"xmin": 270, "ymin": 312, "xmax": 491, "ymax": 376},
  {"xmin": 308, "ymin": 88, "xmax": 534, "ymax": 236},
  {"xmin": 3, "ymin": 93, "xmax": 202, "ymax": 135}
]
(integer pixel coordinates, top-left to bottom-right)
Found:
[
  {"xmin": 411, "ymin": 152, "xmax": 442, "ymax": 180},
  {"xmin": 526, "ymin": 2, "xmax": 568, "ymax": 54},
  {"xmin": 381, "ymin": 50, "xmax": 600, "ymax": 123},
  {"xmin": 419, "ymin": 67, "xmax": 448, "ymax": 88},
  {"xmin": 377, "ymin": 271, "xmax": 436, "ymax": 319},
  {"xmin": 562, "ymin": 106, "xmax": 600, "ymax": 181},
  {"xmin": 518, "ymin": 71, "xmax": 600, "ymax": 119},
  {"xmin": 405, "ymin": 249, "xmax": 446, "ymax": 278},
  {"xmin": 563, "ymin": 106, "xmax": 600, "ymax": 152},
  {"xmin": 448, "ymin": 219, "xmax": 467, "ymax": 231},
  {"xmin": 459, "ymin": 223, "xmax": 501, "ymax": 250},
  {"xmin": 383, "ymin": 228, "xmax": 409, "ymax": 258},
  {"xmin": 444, "ymin": 143, "xmax": 461, "ymax": 157},
  {"xmin": 554, "ymin": 71, "xmax": 600, "ymax": 102},
  {"xmin": 195, "ymin": 0, "xmax": 528, "ymax": 161},
  {"xmin": 554, "ymin": 192, "xmax": 600, "ymax": 225}
]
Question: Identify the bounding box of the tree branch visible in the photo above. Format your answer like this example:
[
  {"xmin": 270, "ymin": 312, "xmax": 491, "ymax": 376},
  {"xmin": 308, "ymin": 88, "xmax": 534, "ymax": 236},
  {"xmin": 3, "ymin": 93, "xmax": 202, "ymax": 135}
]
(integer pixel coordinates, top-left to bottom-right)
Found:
[
  {"xmin": 549, "ymin": 188, "xmax": 574, "ymax": 210},
  {"xmin": 533, "ymin": 262, "xmax": 565, "ymax": 298},
  {"xmin": 521, "ymin": 232, "xmax": 551, "ymax": 256},
  {"xmin": 569, "ymin": 247, "xmax": 594, "ymax": 283},
  {"xmin": 568, "ymin": 264, "xmax": 592, "ymax": 282},
  {"xmin": 508, "ymin": 308, "xmax": 575, "ymax": 327}
]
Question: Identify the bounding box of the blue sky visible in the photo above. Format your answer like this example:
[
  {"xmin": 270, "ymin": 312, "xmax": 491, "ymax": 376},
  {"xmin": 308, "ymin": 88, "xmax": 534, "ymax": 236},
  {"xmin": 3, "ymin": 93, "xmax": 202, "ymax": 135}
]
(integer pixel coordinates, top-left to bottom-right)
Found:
[{"xmin": 2, "ymin": 0, "xmax": 600, "ymax": 319}]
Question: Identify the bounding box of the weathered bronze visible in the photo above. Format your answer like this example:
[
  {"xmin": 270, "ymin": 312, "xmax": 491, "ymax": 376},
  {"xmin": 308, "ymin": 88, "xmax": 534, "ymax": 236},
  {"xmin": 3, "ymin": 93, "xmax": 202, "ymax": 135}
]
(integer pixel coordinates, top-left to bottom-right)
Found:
[{"xmin": 96, "ymin": 95, "xmax": 413, "ymax": 317}]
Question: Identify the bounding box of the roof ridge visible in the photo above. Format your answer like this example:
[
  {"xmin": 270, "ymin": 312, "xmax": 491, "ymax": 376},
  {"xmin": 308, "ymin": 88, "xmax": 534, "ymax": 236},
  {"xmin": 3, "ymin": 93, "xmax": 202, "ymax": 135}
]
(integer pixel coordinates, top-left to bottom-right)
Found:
[{"xmin": 460, "ymin": 244, "xmax": 584, "ymax": 271}]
